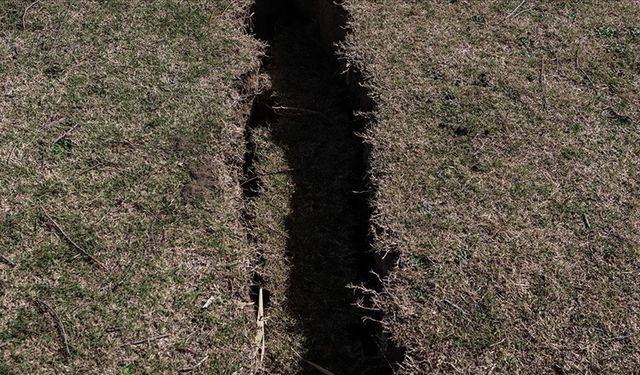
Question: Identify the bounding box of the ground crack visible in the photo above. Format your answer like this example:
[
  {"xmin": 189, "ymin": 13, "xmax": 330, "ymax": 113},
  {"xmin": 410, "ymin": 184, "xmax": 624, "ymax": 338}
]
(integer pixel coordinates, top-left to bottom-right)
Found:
[{"xmin": 242, "ymin": 1, "xmax": 404, "ymax": 373}]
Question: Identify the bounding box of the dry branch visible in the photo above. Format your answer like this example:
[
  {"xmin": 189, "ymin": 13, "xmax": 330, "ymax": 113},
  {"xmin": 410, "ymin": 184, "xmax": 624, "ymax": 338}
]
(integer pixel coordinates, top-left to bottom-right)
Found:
[
  {"xmin": 126, "ymin": 334, "xmax": 170, "ymax": 346},
  {"xmin": 539, "ymin": 60, "xmax": 548, "ymax": 112},
  {"xmin": 255, "ymin": 287, "xmax": 265, "ymax": 363},
  {"xmin": 302, "ymin": 359, "xmax": 335, "ymax": 375},
  {"xmin": 5, "ymin": 143, "xmax": 17, "ymax": 165},
  {"xmin": 53, "ymin": 122, "xmax": 79, "ymax": 145},
  {"xmin": 37, "ymin": 299, "xmax": 71, "ymax": 359},
  {"xmin": 292, "ymin": 349, "xmax": 335, "ymax": 375},
  {"xmin": 40, "ymin": 206, "xmax": 107, "ymax": 270},
  {"xmin": 0, "ymin": 255, "xmax": 16, "ymax": 267},
  {"xmin": 256, "ymin": 221, "xmax": 288, "ymax": 239},
  {"xmin": 505, "ymin": 0, "xmax": 526, "ymax": 20},
  {"xmin": 442, "ymin": 299, "xmax": 471, "ymax": 322},
  {"xmin": 179, "ymin": 355, "xmax": 209, "ymax": 373},
  {"xmin": 202, "ymin": 296, "xmax": 215, "ymax": 309},
  {"xmin": 21, "ymin": 0, "xmax": 45, "ymax": 30},
  {"xmin": 582, "ymin": 213, "xmax": 591, "ymax": 229}
]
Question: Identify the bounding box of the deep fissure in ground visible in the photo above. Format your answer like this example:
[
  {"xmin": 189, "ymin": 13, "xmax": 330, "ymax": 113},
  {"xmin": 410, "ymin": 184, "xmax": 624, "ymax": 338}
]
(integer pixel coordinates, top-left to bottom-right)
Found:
[{"xmin": 243, "ymin": 1, "xmax": 402, "ymax": 373}]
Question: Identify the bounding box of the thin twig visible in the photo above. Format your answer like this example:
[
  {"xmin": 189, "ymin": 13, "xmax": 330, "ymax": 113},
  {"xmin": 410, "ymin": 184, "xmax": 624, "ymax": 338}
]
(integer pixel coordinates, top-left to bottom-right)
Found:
[
  {"xmin": 539, "ymin": 59, "xmax": 548, "ymax": 112},
  {"xmin": 575, "ymin": 44, "xmax": 594, "ymax": 85},
  {"xmin": 241, "ymin": 168, "xmax": 294, "ymax": 186},
  {"xmin": 179, "ymin": 355, "xmax": 209, "ymax": 373},
  {"xmin": 512, "ymin": 6, "xmax": 532, "ymax": 19},
  {"xmin": 21, "ymin": 0, "xmax": 45, "ymax": 30},
  {"xmin": 303, "ymin": 359, "xmax": 335, "ymax": 375},
  {"xmin": 505, "ymin": 0, "xmax": 526, "ymax": 20},
  {"xmin": 353, "ymin": 302, "xmax": 382, "ymax": 311},
  {"xmin": 254, "ymin": 287, "xmax": 265, "ymax": 364},
  {"xmin": 77, "ymin": 162, "xmax": 105, "ymax": 176},
  {"xmin": 202, "ymin": 296, "xmax": 215, "ymax": 309},
  {"xmin": 126, "ymin": 334, "xmax": 170, "ymax": 346},
  {"xmin": 272, "ymin": 106, "xmax": 336, "ymax": 126},
  {"xmin": 292, "ymin": 349, "xmax": 335, "ymax": 375},
  {"xmin": 582, "ymin": 213, "xmax": 591, "ymax": 229},
  {"xmin": 256, "ymin": 221, "xmax": 288, "ymax": 239},
  {"xmin": 443, "ymin": 298, "xmax": 469, "ymax": 316},
  {"xmin": 5, "ymin": 143, "xmax": 17, "ymax": 165},
  {"xmin": 0, "ymin": 255, "xmax": 16, "ymax": 267},
  {"xmin": 53, "ymin": 122, "xmax": 78, "ymax": 144},
  {"xmin": 45, "ymin": 117, "xmax": 66, "ymax": 130},
  {"xmin": 40, "ymin": 206, "xmax": 107, "ymax": 270},
  {"xmin": 37, "ymin": 299, "xmax": 71, "ymax": 359},
  {"xmin": 607, "ymin": 335, "xmax": 631, "ymax": 342}
]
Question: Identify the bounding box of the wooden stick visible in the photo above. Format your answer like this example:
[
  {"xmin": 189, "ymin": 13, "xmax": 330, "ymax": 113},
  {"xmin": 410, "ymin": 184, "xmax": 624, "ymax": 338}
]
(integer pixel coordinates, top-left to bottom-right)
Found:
[
  {"xmin": 255, "ymin": 287, "xmax": 265, "ymax": 362},
  {"xmin": 292, "ymin": 349, "xmax": 335, "ymax": 375},
  {"xmin": 511, "ymin": 6, "xmax": 532, "ymax": 19},
  {"xmin": 37, "ymin": 299, "xmax": 71, "ymax": 359},
  {"xmin": 5, "ymin": 143, "xmax": 17, "ymax": 165},
  {"xmin": 539, "ymin": 59, "xmax": 548, "ymax": 112},
  {"xmin": 303, "ymin": 359, "xmax": 335, "ymax": 375},
  {"xmin": 505, "ymin": 0, "xmax": 526, "ymax": 20},
  {"xmin": 443, "ymin": 298, "xmax": 469, "ymax": 315},
  {"xmin": 21, "ymin": 0, "xmax": 45, "ymax": 30},
  {"xmin": 256, "ymin": 221, "xmax": 288, "ymax": 239},
  {"xmin": 202, "ymin": 296, "xmax": 215, "ymax": 309},
  {"xmin": 0, "ymin": 255, "xmax": 16, "ymax": 267},
  {"xmin": 179, "ymin": 355, "xmax": 209, "ymax": 373},
  {"xmin": 582, "ymin": 213, "xmax": 591, "ymax": 229},
  {"xmin": 40, "ymin": 206, "xmax": 107, "ymax": 270},
  {"xmin": 127, "ymin": 334, "xmax": 170, "ymax": 346},
  {"xmin": 53, "ymin": 122, "xmax": 78, "ymax": 145},
  {"xmin": 45, "ymin": 117, "xmax": 66, "ymax": 130}
]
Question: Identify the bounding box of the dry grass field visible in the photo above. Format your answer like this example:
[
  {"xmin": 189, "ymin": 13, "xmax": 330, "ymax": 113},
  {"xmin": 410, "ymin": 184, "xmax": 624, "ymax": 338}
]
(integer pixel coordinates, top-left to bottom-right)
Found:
[
  {"xmin": 1, "ymin": 0, "xmax": 639, "ymax": 374},
  {"xmin": 1, "ymin": 1, "xmax": 260, "ymax": 373},
  {"xmin": 344, "ymin": 0, "xmax": 640, "ymax": 373}
]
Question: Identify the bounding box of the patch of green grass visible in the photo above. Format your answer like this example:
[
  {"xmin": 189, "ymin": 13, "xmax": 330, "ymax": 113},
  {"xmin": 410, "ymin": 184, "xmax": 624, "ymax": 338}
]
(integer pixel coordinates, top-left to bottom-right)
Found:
[
  {"xmin": 517, "ymin": 34, "xmax": 533, "ymax": 48},
  {"xmin": 595, "ymin": 25, "xmax": 619, "ymax": 38},
  {"xmin": 627, "ymin": 27, "xmax": 640, "ymax": 39},
  {"xmin": 607, "ymin": 42, "xmax": 629, "ymax": 56},
  {"xmin": 471, "ymin": 14, "xmax": 485, "ymax": 24}
]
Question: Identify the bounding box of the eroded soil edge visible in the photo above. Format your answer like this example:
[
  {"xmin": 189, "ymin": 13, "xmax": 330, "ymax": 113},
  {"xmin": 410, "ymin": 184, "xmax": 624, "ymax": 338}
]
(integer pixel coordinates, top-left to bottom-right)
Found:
[{"xmin": 242, "ymin": 1, "xmax": 404, "ymax": 373}]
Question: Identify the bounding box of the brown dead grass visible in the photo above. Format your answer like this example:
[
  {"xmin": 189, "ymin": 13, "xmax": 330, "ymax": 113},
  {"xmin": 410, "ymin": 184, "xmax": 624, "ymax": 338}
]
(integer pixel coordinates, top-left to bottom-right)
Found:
[
  {"xmin": 344, "ymin": 0, "xmax": 640, "ymax": 373},
  {"xmin": 3, "ymin": 0, "xmax": 638, "ymax": 373},
  {"xmin": 0, "ymin": 0, "xmax": 261, "ymax": 373}
]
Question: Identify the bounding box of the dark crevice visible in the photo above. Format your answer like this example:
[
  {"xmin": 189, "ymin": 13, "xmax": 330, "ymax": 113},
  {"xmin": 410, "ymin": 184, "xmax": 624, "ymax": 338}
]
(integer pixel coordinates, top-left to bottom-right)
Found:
[
  {"xmin": 243, "ymin": 1, "xmax": 404, "ymax": 373},
  {"xmin": 243, "ymin": 91, "xmax": 277, "ymax": 313}
]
